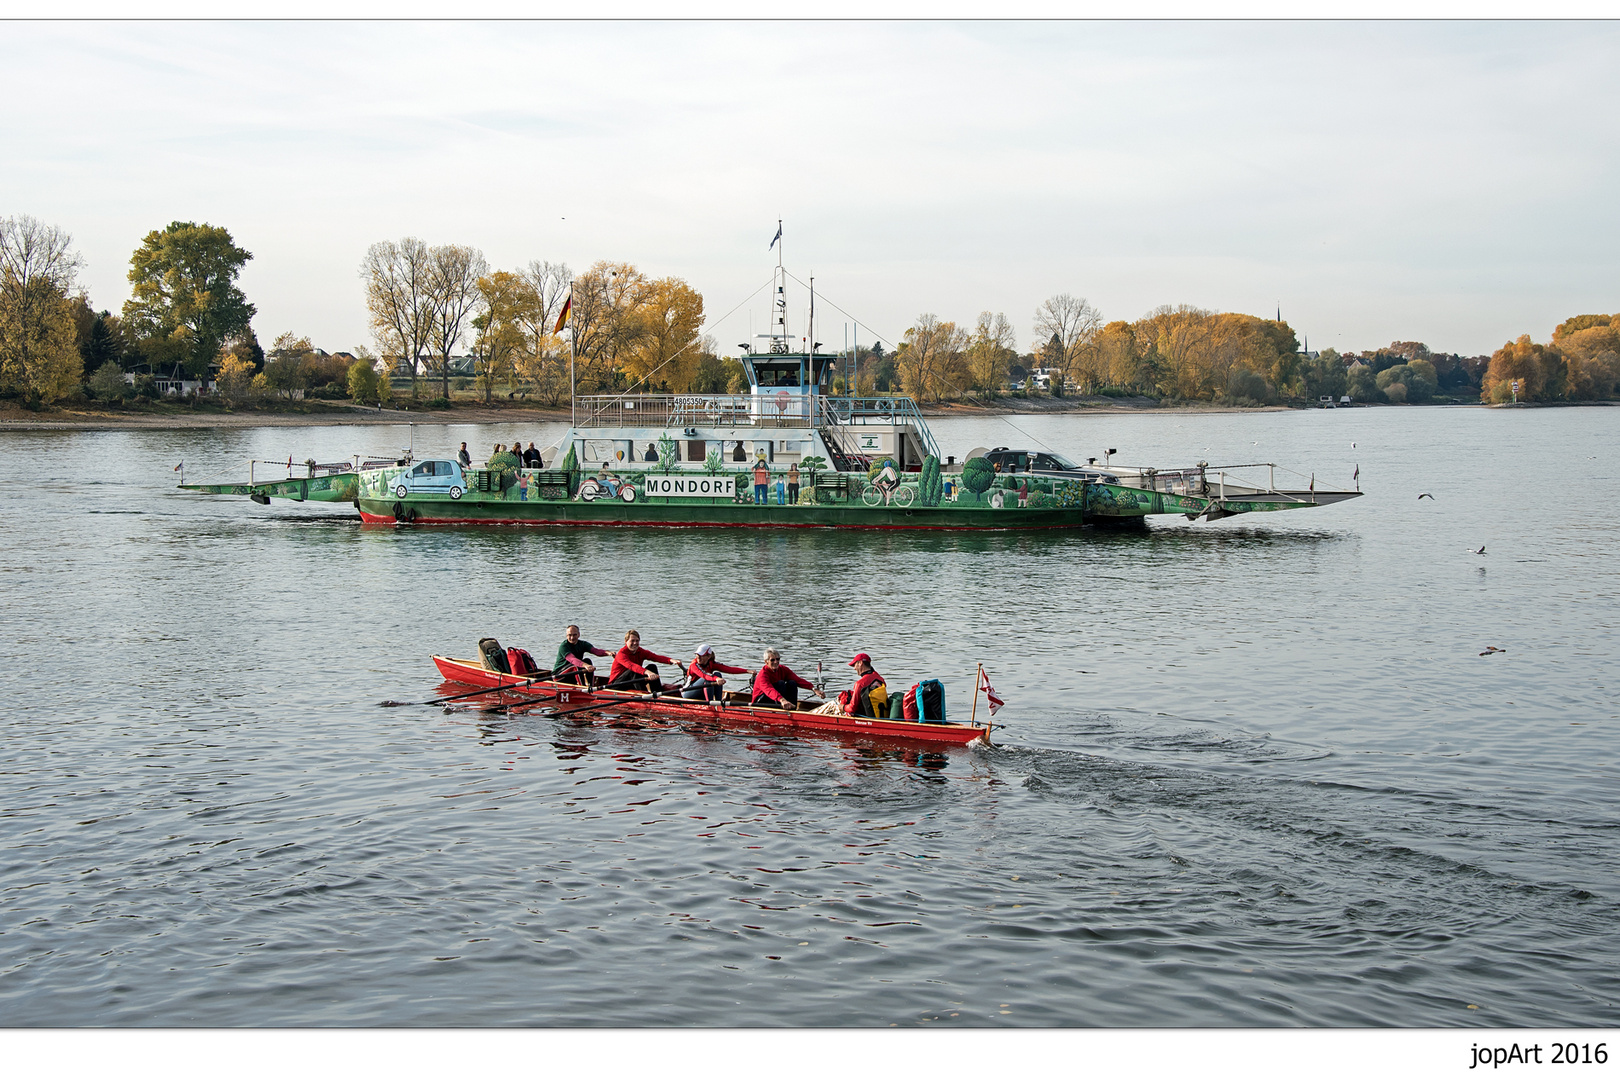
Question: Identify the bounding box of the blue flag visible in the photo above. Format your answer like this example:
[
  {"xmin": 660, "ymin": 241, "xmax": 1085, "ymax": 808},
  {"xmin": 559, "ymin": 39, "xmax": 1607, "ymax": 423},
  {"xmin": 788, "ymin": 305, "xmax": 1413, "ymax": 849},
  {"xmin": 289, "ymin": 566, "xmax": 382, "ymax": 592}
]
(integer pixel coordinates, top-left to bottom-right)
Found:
[{"xmin": 769, "ymin": 224, "xmax": 782, "ymax": 250}]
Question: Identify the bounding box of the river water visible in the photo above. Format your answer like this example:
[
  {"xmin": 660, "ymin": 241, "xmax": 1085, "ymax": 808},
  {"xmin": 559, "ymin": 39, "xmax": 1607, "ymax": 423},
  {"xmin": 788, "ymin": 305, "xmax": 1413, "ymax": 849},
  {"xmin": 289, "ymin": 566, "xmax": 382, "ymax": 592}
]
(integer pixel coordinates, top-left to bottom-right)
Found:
[{"xmin": 0, "ymin": 406, "xmax": 1615, "ymax": 1027}]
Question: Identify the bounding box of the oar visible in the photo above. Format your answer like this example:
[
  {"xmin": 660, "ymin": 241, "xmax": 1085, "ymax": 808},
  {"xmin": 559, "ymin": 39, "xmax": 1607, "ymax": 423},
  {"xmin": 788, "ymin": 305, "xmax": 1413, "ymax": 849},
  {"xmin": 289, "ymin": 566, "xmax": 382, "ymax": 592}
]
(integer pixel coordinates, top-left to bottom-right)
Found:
[
  {"xmin": 540, "ymin": 687, "xmax": 660, "ymax": 719},
  {"xmin": 379, "ymin": 672, "xmax": 555, "ymax": 708}
]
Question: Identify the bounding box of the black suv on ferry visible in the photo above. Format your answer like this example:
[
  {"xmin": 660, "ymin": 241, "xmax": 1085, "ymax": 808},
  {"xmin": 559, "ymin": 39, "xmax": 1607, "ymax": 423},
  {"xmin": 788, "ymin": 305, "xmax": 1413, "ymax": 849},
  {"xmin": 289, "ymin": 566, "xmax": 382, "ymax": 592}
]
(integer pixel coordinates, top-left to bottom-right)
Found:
[{"xmin": 980, "ymin": 448, "xmax": 1120, "ymax": 484}]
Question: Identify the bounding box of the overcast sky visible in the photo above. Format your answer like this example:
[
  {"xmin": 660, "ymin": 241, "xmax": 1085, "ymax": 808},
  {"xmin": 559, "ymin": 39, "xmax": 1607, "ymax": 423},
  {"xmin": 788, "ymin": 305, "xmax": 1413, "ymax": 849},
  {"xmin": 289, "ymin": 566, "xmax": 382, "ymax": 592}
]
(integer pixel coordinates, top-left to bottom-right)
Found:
[{"xmin": 4, "ymin": 20, "xmax": 1617, "ymax": 358}]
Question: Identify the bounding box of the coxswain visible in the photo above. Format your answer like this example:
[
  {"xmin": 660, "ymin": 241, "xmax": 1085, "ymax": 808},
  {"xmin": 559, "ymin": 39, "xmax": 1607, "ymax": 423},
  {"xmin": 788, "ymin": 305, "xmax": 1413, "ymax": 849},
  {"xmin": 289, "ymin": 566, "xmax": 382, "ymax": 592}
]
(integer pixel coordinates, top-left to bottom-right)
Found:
[
  {"xmin": 607, "ymin": 630, "xmax": 673, "ymax": 693},
  {"xmin": 682, "ymin": 643, "xmax": 748, "ymax": 701},
  {"xmin": 751, "ymin": 648, "xmax": 815, "ymax": 710},
  {"xmin": 848, "ymin": 652, "xmax": 888, "ymax": 716},
  {"xmin": 554, "ymin": 624, "xmax": 609, "ymax": 686}
]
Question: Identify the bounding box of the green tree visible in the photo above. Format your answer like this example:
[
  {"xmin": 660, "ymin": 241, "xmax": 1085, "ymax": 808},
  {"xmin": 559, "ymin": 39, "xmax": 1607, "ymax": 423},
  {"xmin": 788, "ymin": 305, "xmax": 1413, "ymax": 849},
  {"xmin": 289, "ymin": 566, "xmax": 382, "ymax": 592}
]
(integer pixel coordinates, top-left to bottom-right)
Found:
[
  {"xmin": 347, "ymin": 357, "xmax": 379, "ymax": 404},
  {"xmin": 87, "ymin": 360, "xmax": 129, "ymax": 401},
  {"xmin": 959, "ymin": 456, "xmax": 996, "ymax": 504},
  {"xmin": 123, "ymin": 221, "xmax": 255, "ymax": 378},
  {"xmin": 265, "ymin": 332, "xmax": 314, "ymax": 398},
  {"xmin": 1302, "ymin": 349, "xmax": 1348, "ymax": 401},
  {"xmin": 1346, "ymin": 363, "xmax": 1380, "ymax": 402},
  {"xmin": 919, "ymin": 455, "xmax": 942, "ymax": 506}
]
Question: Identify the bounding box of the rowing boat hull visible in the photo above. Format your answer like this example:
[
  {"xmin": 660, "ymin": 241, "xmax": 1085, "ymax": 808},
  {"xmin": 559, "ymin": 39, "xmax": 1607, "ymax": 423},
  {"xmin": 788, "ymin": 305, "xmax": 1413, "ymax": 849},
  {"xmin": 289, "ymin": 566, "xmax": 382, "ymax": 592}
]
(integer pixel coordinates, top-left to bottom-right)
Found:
[{"xmin": 430, "ymin": 655, "xmax": 989, "ymax": 746}]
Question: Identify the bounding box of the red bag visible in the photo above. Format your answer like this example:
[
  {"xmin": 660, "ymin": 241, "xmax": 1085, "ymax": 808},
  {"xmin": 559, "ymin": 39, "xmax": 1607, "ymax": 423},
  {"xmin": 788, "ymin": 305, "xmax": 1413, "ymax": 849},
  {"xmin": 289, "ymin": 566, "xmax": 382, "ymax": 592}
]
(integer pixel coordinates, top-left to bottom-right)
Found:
[
  {"xmin": 901, "ymin": 684, "xmax": 920, "ymax": 720},
  {"xmin": 507, "ymin": 647, "xmax": 537, "ymax": 675}
]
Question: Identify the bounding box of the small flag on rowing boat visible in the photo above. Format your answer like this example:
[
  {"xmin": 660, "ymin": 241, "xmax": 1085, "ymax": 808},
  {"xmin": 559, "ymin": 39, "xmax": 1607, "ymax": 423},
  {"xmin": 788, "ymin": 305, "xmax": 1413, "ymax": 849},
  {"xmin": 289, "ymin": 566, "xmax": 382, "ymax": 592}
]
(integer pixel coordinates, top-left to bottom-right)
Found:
[
  {"xmin": 979, "ymin": 669, "xmax": 1004, "ymax": 716},
  {"xmin": 1353, "ymin": 464, "xmax": 1360, "ymax": 482},
  {"xmin": 553, "ymin": 294, "xmax": 572, "ymax": 333},
  {"xmin": 769, "ymin": 223, "xmax": 782, "ymax": 250},
  {"xmin": 173, "ymin": 461, "xmax": 182, "ymax": 472}
]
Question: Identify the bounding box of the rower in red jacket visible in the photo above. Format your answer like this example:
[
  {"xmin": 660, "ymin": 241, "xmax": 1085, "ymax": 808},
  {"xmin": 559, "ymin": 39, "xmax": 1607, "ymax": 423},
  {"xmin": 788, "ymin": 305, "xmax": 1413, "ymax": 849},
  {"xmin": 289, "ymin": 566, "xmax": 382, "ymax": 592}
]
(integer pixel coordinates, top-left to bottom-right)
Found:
[
  {"xmin": 607, "ymin": 629, "xmax": 673, "ymax": 692},
  {"xmin": 751, "ymin": 648, "xmax": 815, "ymax": 710},
  {"xmin": 683, "ymin": 643, "xmax": 749, "ymax": 701},
  {"xmin": 848, "ymin": 652, "xmax": 888, "ymax": 716}
]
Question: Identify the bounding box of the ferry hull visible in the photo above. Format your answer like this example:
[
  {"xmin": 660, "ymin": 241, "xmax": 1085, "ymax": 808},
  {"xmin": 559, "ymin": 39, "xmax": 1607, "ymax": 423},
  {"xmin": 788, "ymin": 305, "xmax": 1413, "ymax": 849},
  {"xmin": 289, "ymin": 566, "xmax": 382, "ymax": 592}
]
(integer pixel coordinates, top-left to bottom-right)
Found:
[{"xmin": 360, "ymin": 495, "xmax": 1088, "ymax": 530}]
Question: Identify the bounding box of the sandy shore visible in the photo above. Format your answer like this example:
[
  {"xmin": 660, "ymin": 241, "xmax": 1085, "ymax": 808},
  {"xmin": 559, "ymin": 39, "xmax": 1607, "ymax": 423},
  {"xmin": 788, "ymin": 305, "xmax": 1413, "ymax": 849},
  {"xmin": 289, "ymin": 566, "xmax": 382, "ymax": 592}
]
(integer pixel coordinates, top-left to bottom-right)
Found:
[{"xmin": 0, "ymin": 396, "xmax": 1306, "ymax": 431}]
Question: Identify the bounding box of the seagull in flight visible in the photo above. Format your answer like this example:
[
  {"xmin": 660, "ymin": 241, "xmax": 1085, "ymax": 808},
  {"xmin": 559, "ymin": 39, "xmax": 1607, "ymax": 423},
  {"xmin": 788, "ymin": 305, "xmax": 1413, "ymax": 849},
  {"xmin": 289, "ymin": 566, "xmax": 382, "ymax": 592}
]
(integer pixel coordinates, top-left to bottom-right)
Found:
[
  {"xmin": 1471, "ymin": 544, "xmax": 1486, "ymax": 555},
  {"xmin": 1418, "ymin": 493, "xmax": 1434, "ymax": 500}
]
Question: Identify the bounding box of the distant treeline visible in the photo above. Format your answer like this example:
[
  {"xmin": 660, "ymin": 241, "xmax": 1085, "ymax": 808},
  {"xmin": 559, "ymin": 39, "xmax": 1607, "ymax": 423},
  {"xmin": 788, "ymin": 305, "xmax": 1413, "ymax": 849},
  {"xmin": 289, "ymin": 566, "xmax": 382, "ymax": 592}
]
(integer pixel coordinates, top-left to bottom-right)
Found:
[{"xmin": 3, "ymin": 212, "xmax": 1614, "ymax": 409}]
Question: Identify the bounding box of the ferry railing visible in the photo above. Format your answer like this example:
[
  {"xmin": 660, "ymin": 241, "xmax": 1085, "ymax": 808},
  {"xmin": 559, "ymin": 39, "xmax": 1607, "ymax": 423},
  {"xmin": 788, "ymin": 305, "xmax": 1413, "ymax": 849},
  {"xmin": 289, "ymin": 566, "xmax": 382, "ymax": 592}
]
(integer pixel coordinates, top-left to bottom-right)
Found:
[
  {"xmin": 1134, "ymin": 463, "xmax": 1316, "ymax": 503},
  {"xmin": 575, "ymin": 394, "xmax": 816, "ymax": 429},
  {"xmin": 816, "ymin": 396, "xmax": 942, "ymax": 460}
]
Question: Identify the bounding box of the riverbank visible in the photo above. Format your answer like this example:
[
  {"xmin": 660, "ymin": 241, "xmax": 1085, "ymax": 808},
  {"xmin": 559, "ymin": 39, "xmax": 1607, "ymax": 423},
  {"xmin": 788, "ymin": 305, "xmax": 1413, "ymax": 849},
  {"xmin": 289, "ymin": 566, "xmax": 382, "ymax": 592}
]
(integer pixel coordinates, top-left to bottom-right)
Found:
[{"xmin": 0, "ymin": 395, "xmax": 1311, "ymax": 431}]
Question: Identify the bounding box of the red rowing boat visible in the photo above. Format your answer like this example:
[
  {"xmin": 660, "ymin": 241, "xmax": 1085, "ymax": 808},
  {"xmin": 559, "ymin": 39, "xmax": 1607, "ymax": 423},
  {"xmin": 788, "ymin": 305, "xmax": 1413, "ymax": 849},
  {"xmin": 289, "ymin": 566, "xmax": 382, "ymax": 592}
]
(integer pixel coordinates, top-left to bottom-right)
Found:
[{"xmin": 430, "ymin": 655, "xmax": 991, "ymax": 747}]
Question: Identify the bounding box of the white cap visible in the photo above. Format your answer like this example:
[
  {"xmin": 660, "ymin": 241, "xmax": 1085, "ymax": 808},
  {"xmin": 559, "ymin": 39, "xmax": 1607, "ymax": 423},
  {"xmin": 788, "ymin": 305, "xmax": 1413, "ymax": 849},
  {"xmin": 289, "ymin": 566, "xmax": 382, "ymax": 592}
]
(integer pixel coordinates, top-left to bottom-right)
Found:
[{"xmin": 696, "ymin": 643, "xmax": 713, "ymax": 656}]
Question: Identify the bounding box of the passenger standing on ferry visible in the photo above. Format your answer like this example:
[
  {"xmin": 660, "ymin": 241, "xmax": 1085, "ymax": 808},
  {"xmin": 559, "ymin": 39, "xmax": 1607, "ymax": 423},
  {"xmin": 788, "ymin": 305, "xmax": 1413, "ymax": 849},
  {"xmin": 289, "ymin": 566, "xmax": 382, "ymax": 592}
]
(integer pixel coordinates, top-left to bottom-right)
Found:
[
  {"xmin": 554, "ymin": 625, "xmax": 609, "ymax": 685},
  {"xmin": 682, "ymin": 644, "xmax": 748, "ymax": 701},
  {"xmin": 753, "ymin": 459, "xmax": 770, "ymax": 504},
  {"xmin": 457, "ymin": 442, "xmax": 472, "ymax": 468},
  {"xmin": 751, "ymin": 648, "xmax": 815, "ymax": 709},
  {"xmin": 607, "ymin": 630, "xmax": 673, "ymax": 693},
  {"xmin": 848, "ymin": 652, "xmax": 888, "ymax": 717},
  {"xmin": 787, "ymin": 463, "xmax": 800, "ymax": 505},
  {"xmin": 524, "ymin": 442, "xmax": 543, "ymax": 467}
]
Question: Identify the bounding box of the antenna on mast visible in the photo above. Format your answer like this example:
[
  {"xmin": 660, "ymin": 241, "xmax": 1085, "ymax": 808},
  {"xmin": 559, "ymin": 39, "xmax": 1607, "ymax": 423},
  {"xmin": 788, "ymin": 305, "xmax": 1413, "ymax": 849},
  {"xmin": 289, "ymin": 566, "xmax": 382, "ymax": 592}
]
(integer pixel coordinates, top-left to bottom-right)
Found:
[{"xmin": 771, "ymin": 219, "xmax": 787, "ymax": 353}]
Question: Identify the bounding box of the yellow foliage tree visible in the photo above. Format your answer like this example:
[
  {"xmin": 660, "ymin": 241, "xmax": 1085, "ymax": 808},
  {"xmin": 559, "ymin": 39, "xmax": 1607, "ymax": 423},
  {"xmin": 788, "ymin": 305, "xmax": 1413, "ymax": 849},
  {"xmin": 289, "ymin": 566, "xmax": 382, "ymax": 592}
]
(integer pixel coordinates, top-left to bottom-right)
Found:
[
  {"xmin": 624, "ymin": 277, "xmax": 705, "ymax": 391},
  {"xmin": 965, "ymin": 311, "xmax": 1016, "ymax": 393},
  {"xmin": 216, "ymin": 351, "xmax": 257, "ymax": 406},
  {"xmin": 896, "ymin": 314, "xmax": 969, "ymax": 402},
  {"xmin": 1482, "ymin": 335, "xmax": 1566, "ymax": 403},
  {"xmin": 0, "ymin": 215, "xmax": 84, "ymax": 404}
]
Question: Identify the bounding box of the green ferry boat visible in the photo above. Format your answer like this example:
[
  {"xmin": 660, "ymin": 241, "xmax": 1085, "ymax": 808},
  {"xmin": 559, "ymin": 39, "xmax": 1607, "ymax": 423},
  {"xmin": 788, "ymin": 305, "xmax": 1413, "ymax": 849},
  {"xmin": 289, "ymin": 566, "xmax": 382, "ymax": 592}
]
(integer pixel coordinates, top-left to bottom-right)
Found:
[{"xmin": 183, "ymin": 265, "xmax": 1359, "ymax": 529}]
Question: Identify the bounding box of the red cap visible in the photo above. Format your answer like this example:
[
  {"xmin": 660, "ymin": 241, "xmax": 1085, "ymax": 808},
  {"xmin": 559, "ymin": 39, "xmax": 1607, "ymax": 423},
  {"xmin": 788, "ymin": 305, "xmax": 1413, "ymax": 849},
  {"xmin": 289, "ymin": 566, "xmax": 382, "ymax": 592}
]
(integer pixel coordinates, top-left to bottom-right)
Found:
[{"xmin": 848, "ymin": 652, "xmax": 871, "ymax": 666}]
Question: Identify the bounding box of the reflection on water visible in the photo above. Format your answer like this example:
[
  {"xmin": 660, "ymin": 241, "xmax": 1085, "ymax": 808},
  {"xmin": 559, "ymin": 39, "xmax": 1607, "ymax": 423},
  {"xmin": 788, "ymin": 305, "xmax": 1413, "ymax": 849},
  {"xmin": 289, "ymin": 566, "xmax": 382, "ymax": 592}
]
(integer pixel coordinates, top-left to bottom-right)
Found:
[{"xmin": 0, "ymin": 408, "xmax": 1616, "ymax": 1026}]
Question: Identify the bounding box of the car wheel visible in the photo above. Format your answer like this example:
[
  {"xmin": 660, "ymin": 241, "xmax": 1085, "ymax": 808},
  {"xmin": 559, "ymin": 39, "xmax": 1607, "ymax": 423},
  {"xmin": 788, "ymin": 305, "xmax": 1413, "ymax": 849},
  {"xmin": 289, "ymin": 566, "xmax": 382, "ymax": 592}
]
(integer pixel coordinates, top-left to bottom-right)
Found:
[
  {"xmin": 449, "ymin": 486, "xmax": 462, "ymax": 500},
  {"xmin": 395, "ymin": 484, "xmax": 408, "ymax": 498}
]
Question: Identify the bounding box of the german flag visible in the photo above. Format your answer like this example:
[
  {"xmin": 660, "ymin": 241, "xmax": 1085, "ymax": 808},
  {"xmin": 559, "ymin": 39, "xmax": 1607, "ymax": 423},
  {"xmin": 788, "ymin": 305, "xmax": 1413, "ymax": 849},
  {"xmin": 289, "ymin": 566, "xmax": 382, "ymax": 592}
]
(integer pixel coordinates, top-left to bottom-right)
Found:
[{"xmin": 553, "ymin": 294, "xmax": 572, "ymax": 334}]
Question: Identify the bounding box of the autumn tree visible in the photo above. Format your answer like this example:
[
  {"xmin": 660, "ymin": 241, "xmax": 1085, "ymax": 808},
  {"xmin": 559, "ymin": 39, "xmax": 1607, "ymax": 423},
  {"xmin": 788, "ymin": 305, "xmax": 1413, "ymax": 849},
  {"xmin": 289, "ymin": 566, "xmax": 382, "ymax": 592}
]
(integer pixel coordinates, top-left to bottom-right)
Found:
[
  {"xmin": 965, "ymin": 311, "xmax": 1016, "ymax": 393},
  {"xmin": 624, "ymin": 277, "xmax": 705, "ymax": 391},
  {"xmin": 123, "ymin": 222, "xmax": 255, "ymax": 378},
  {"xmin": 511, "ymin": 260, "xmax": 572, "ymax": 404},
  {"xmin": 215, "ymin": 349, "xmax": 256, "ymax": 406},
  {"xmin": 1551, "ymin": 314, "xmax": 1620, "ymax": 400},
  {"xmin": 1483, "ymin": 335, "xmax": 1567, "ymax": 403},
  {"xmin": 568, "ymin": 261, "xmax": 651, "ymax": 393},
  {"xmin": 471, "ymin": 270, "xmax": 533, "ymax": 403},
  {"xmin": 264, "ymin": 332, "xmax": 315, "ymax": 398},
  {"xmin": 425, "ymin": 243, "xmax": 488, "ymax": 401},
  {"xmin": 361, "ymin": 238, "xmax": 435, "ymax": 401},
  {"xmin": 1095, "ymin": 320, "xmax": 1144, "ymax": 391},
  {"xmin": 895, "ymin": 314, "xmax": 969, "ymax": 402},
  {"xmin": 1033, "ymin": 294, "xmax": 1102, "ymax": 392},
  {"xmin": 0, "ymin": 215, "xmax": 86, "ymax": 405}
]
